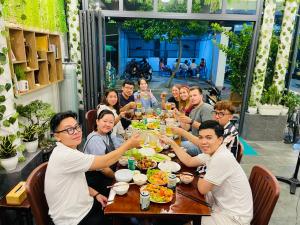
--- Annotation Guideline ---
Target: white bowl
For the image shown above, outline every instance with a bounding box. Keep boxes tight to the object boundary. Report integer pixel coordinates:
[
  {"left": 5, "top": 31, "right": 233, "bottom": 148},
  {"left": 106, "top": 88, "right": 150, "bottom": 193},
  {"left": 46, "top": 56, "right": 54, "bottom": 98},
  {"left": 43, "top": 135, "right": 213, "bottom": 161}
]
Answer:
[
  {"left": 115, "top": 169, "right": 133, "bottom": 182},
  {"left": 180, "top": 173, "right": 194, "bottom": 184},
  {"left": 133, "top": 174, "right": 147, "bottom": 186},
  {"left": 113, "top": 182, "right": 130, "bottom": 195},
  {"left": 118, "top": 156, "right": 128, "bottom": 166}
]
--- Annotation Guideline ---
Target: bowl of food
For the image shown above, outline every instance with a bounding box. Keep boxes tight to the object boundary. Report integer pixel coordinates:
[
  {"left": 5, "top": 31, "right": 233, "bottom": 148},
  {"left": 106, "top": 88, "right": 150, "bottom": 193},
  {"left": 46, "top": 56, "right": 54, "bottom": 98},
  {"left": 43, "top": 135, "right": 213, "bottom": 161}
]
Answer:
[
  {"left": 136, "top": 157, "right": 157, "bottom": 171},
  {"left": 113, "top": 182, "right": 130, "bottom": 195},
  {"left": 133, "top": 173, "right": 148, "bottom": 186},
  {"left": 118, "top": 156, "right": 128, "bottom": 166},
  {"left": 179, "top": 172, "right": 194, "bottom": 184},
  {"left": 115, "top": 169, "right": 133, "bottom": 182}
]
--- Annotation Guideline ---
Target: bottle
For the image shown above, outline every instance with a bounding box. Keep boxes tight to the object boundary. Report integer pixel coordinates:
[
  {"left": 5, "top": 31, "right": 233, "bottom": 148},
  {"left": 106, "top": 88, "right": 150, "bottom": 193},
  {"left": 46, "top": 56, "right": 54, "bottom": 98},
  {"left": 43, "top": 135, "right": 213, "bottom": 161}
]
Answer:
[
  {"left": 128, "top": 157, "right": 136, "bottom": 170},
  {"left": 140, "top": 190, "right": 150, "bottom": 211},
  {"left": 167, "top": 173, "right": 177, "bottom": 191}
]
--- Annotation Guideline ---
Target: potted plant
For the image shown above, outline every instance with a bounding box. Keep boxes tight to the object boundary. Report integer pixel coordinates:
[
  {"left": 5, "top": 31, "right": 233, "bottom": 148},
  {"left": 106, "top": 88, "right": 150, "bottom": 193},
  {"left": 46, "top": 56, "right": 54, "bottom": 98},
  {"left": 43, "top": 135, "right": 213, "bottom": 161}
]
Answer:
[
  {"left": 0, "top": 135, "right": 18, "bottom": 171},
  {"left": 14, "top": 65, "right": 28, "bottom": 93},
  {"left": 281, "top": 91, "right": 300, "bottom": 116},
  {"left": 21, "top": 124, "right": 39, "bottom": 153},
  {"left": 258, "top": 84, "right": 283, "bottom": 115},
  {"left": 248, "top": 98, "right": 257, "bottom": 114}
]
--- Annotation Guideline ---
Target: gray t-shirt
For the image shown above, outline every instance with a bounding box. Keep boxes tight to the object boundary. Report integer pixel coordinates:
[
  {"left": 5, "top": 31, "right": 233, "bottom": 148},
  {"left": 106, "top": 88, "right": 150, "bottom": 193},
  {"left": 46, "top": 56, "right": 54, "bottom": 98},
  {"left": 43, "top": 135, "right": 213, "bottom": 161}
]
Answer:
[{"left": 189, "top": 102, "right": 213, "bottom": 136}]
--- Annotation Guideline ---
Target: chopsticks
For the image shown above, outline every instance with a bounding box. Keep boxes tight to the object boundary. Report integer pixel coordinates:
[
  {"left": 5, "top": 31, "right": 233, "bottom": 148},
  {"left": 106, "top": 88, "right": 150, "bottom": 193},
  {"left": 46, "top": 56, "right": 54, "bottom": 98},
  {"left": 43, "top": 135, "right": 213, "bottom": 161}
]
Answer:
[
  {"left": 106, "top": 182, "right": 134, "bottom": 189},
  {"left": 177, "top": 189, "right": 211, "bottom": 208}
]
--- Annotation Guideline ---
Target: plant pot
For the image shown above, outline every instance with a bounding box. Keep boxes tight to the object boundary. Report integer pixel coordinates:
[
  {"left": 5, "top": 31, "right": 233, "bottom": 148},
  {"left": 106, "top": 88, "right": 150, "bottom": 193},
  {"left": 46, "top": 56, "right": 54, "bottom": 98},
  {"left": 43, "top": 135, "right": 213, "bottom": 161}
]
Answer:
[
  {"left": 248, "top": 107, "right": 257, "bottom": 114},
  {"left": 0, "top": 154, "right": 18, "bottom": 171},
  {"left": 23, "top": 139, "right": 39, "bottom": 153},
  {"left": 281, "top": 107, "right": 289, "bottom": 115},
  {"left": 258, "top": 104, "right": 283, "bottom": 116}
]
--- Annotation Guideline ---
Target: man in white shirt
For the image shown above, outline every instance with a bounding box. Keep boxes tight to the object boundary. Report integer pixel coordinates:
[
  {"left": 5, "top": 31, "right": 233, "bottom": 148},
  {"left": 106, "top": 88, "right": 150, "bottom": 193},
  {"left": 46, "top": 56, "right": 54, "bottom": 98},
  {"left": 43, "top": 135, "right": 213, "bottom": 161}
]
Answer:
[
  {"left": 160, "top": 120, "right": 253, "bottom": 225},
  {"left": 45, "top": 111, "right": 140, "bottom": 225}
]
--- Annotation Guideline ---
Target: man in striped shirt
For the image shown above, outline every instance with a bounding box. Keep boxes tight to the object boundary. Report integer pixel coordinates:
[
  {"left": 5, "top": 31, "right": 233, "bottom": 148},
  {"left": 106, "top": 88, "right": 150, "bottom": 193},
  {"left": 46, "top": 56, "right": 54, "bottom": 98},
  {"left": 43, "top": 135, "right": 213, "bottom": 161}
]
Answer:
[{"left": 212, "top": 100, "right": 239, "bottom": 159}]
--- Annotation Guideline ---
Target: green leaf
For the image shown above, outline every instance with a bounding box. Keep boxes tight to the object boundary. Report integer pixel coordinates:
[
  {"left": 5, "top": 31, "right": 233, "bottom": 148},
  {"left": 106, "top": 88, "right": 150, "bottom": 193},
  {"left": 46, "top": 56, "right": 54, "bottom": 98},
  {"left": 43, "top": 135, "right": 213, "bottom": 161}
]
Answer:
[
  {"left": 5, "top": 83, "right": 11, "bottom": 91},
  {"left": 0, "top": 52, "right": 7, "bottom": 65},
  {"left": 0, "top": 95, "right": 5, "bottom": 103}
]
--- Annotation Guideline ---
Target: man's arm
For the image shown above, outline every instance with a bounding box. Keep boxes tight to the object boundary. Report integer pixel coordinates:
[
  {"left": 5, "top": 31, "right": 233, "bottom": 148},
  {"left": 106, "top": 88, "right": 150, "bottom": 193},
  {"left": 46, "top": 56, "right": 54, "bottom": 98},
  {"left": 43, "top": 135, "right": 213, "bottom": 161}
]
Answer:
[
  {"left": 101, "top": 168, "right": 114, "bottom": 178},
  {"left": 172, "top": 127, "right": 200, "bottom": 147},
  {"left": 120, "top": 102, "right": 136, "bottom": 112},
  {"left": 197, "top": 178, "right": 215, "bottom": 195},
  {"left": 160, "top": 136, "right": 203, "bottom": 167}
]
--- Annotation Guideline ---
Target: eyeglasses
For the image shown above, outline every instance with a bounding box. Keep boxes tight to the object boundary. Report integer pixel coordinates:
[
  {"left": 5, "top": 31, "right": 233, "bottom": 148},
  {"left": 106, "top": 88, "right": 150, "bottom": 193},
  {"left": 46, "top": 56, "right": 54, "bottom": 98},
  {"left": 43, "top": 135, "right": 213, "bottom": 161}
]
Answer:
[
  {"left": 55, "top": 124, "right": 82, "bottom": 135},
  {"left": 211, "top": 111, "right": 231, "bottom": 118}
]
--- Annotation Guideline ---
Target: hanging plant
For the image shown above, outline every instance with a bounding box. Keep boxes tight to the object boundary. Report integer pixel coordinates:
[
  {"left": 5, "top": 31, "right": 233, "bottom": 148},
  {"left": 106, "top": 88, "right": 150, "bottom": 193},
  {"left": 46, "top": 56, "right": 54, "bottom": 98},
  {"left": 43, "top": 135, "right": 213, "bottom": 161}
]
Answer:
[
  {"left": 66, "top": 0, "right": 84, "bottom": 109},
  {"left": 273, "top": 0, "right": 299, "bottom": 93},
  {"left": 249, "top": 0, "right": 276, "bottom": 106}
]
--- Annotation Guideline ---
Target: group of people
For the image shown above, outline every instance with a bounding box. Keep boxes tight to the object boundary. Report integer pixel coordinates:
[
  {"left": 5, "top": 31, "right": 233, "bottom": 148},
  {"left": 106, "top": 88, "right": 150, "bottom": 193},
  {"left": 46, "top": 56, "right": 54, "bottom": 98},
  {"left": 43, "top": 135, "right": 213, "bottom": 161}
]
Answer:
[{"left": 44, "top": 79, "right": 253, "bottom": 225}]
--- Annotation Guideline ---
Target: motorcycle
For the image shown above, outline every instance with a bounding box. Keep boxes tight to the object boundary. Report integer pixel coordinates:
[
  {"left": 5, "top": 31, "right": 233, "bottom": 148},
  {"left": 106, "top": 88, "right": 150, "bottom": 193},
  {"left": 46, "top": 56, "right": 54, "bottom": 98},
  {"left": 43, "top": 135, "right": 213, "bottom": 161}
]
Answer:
[
  {"left": 124, "top": 58, "right": 152, "bottom": 82},
  {"left": 205, "top": 80, "right": 221, "bottom": 106}
]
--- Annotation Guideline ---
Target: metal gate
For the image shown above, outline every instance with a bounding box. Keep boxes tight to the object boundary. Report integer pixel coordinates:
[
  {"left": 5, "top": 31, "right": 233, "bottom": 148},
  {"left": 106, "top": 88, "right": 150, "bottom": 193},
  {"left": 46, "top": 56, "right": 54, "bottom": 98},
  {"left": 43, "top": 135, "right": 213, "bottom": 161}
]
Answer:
[{"left": 79, "top": 10, "right": 106, "bottom": 112}]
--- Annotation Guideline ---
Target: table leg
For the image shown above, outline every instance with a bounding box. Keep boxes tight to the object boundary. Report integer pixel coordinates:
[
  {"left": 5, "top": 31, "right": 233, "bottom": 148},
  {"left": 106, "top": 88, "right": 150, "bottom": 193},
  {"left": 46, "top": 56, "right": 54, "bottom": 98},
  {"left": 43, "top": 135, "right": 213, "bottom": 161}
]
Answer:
[
  {"left": 112, "top": 217, "right": 121, "bottom": 225},
  {"left": 193, "top": 217, "right": 201, "bottom": 225}
]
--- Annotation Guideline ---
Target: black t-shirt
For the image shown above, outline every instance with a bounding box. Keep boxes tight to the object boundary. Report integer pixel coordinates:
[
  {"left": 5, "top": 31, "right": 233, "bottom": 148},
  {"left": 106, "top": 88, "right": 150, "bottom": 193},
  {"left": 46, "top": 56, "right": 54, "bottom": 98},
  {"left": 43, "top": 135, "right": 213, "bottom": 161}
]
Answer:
[
  {"left": 119, "top": 93, "right": 135, "bottom": 108},
  {"left": 167, "top": 96, "right": 179, "bottom": 109}
]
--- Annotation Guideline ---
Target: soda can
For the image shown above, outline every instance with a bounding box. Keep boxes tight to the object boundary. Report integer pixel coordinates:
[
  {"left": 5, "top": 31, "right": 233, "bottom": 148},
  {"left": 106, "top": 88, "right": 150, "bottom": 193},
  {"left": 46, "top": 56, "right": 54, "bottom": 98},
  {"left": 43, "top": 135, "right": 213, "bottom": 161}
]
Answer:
[
  {"left": 167, "top": 173, "right": 177, "bottom": 191},
  {"left": 140, "top": 190, "right": 150, "bottom": 211},
  {"left": 128, "top": 157, "right": 136, "bottom": 170}
]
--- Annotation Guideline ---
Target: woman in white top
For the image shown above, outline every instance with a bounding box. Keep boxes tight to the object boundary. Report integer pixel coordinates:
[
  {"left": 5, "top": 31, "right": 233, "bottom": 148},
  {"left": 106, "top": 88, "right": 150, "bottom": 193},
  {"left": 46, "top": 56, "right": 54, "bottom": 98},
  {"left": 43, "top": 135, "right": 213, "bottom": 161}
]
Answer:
[{"left": 97, "top": 89, "right": 125, "bottom": 137}]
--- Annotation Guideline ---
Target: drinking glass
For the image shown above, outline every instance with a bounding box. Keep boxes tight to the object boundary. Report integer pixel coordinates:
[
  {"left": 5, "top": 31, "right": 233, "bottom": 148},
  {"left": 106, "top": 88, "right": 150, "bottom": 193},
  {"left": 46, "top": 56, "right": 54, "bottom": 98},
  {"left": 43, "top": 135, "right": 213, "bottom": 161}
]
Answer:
[{"left": 166, "top": 102, "right": 172, "bottom": 111}]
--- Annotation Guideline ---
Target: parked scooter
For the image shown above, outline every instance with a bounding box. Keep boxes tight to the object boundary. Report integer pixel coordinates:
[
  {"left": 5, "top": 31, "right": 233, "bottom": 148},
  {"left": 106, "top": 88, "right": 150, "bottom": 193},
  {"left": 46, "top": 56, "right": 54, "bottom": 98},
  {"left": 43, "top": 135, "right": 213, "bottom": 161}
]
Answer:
[
  {"left": 205, "top": 80, "right": 221, "bottom": 106},
  {"left": 124, "top": 58, "right": 152, "bottom": 82}
]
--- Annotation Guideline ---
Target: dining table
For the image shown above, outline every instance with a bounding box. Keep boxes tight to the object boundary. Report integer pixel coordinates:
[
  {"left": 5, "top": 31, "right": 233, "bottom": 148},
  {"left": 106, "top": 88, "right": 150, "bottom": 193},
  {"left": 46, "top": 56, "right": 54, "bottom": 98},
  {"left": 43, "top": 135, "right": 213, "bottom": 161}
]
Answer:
[{"left": 104, "top": 148, "right": 211, "bottom": 225}]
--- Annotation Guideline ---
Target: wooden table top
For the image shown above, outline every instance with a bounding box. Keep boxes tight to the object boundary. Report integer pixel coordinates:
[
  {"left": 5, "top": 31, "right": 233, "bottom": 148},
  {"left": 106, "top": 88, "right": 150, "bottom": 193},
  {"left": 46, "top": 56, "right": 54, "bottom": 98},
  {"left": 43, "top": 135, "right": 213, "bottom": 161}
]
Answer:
[{"left": 105, "top": 150, "right": 211, "bottom": 219}]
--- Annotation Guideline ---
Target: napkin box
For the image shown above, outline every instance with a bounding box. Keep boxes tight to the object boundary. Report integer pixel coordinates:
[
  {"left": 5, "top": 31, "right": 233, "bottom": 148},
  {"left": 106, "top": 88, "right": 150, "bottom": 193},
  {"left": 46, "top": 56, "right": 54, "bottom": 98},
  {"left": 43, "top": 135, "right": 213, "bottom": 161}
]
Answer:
[{"left": 6, "top": 181, "right": 27, "bottom": 205}]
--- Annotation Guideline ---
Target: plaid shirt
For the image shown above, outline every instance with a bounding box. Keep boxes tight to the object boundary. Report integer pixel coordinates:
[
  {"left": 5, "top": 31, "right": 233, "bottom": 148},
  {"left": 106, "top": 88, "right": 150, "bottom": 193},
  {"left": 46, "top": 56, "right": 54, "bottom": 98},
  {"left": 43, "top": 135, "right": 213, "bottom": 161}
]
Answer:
[{"left": 223, "top": 122, "right": 239, "bottom": 159}]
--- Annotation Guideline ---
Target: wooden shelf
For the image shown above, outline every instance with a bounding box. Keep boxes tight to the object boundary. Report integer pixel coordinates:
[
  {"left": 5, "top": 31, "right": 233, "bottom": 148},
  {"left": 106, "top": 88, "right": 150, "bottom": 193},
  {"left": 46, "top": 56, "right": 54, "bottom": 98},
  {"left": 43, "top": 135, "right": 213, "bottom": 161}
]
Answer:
[
  {"left": 12, "top": 60, "right": 27, "bottom": 64},
  {"left": 7, "top": 27, "right": 64, "bottom": 95}
]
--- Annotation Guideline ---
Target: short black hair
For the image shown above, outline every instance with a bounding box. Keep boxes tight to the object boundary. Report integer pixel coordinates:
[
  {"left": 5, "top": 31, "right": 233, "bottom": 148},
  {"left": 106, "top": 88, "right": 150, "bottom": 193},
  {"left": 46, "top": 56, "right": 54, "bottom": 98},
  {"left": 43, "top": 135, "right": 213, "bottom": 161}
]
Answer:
[
  {"left": 137, "top": 78, "right": 147, "bottom": 86},
  {"left": 122, "top": 80, "right": 134, "bottom": 87},
  {"left": 199, "top": 120, "right": 224, "bottom": 138},
  {"left": 190, "top": 86, "right": 203, "bottom": 95},
  {"left": 97, "top": 109, "right": 114, "bottom": 120},
  {"left": 50, "top": 111, "right": 77, "bottom": 133}
]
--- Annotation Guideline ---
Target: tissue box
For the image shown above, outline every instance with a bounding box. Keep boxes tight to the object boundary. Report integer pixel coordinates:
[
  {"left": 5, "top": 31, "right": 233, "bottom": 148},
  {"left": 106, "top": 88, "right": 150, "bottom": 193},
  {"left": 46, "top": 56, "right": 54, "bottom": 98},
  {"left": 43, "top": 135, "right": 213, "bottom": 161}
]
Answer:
[{"left": 6, "top": 182, "right": 27, "bottom": 205}]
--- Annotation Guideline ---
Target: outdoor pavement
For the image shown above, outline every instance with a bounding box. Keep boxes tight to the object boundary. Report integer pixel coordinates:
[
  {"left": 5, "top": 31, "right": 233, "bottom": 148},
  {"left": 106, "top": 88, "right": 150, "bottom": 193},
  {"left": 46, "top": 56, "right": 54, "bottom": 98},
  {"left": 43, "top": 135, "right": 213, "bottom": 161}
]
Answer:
[{"left": 116, "top": 72, "right": 300, "bottom": 225}]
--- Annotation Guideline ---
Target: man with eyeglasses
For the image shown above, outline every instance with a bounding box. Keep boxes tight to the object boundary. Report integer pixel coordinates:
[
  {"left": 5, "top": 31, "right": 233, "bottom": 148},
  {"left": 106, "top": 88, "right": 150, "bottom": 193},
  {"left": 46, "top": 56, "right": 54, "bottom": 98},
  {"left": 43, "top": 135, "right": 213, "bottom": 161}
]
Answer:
[
  {"left": 212, "top": 100, "right": 239, "bottom": 159},
  {"left": 119, "top": 80, "right": 136, "bottom": 129},
  {"left": 45, "top": 111, "right": 141, "bottom": 225}
]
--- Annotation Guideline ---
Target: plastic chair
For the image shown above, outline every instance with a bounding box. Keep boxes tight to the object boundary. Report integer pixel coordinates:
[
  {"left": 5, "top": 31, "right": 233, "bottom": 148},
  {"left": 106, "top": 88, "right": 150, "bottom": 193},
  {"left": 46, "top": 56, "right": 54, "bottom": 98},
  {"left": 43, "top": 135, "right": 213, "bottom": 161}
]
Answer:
[
  {"left": 249, "top": 165, "right": 280, "bottom": 225},
  {"left": 237, "top": 142, "right": 244, "bottom": 163},
  {"left": 85, "top": 109, "right": 97, "bottom": 135},
  {"left": 26, "top": 162, "right": 52, "bottom": 225}
]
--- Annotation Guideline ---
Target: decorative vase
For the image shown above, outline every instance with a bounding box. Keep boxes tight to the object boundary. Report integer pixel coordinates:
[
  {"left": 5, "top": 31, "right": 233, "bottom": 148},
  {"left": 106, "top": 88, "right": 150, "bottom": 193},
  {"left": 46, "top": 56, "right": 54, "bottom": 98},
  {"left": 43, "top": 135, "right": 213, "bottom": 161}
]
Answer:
[
  {"left": 248, "top": 107, "right": 257, "bottom": 114},
  {"left": 23, "top": 139, "right": 39, "bottom": 153},
  {"left": 0, "top": 154, "right": 18, "bottom": 171}
]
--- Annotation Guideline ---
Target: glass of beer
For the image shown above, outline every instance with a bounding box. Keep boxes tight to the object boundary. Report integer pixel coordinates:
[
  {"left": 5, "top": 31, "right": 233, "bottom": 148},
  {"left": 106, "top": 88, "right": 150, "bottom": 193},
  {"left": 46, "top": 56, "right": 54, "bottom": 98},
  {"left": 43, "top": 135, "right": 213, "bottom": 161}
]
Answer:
[
  {"left": 136, "top": 101, "right": 142, "bottom": 109},
  {"left": 166, "top": 102, "right": 172, "bottom": 111},
  {"left": 149, "top": 134, "right": 157, "bottom": 149},
  {"left": 174, "top": 136, "right": 182, "bottom": 145},
  {"left": 166, "top": 125, "right": 173, "bottom": 136},
  {"left": 161, "top": 92, "right": 167, "bottom": 98}
]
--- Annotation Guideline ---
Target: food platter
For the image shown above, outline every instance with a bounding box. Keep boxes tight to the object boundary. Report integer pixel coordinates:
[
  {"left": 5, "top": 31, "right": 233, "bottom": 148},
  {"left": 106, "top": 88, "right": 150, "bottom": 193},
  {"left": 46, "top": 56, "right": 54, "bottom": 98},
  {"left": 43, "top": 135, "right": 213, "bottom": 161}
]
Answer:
[
  {"left": 150, "top": 153, "right": 171, "bottom": 162},
  {"left": 147, "top": 169, "right": 168, "bottom": 185},
  {"left": 139, "top": 147, "right": 156, "bottom": 156},
  {"left": 140, "top": 184, "right": 173, "bottom": 203},
  {"left": 136, "top": 157, "right": 157, "bottom": 171}
]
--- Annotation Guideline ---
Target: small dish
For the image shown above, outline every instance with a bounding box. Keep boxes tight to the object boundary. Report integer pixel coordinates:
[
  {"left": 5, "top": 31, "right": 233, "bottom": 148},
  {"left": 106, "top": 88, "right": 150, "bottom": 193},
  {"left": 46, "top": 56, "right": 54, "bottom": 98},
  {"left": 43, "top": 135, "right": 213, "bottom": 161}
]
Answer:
[
  {"left": 168, "top": 153, "right": 176, "bottom": 158},
  {"left": 118, "top": 156, "right": 128, "bottom": 166},
  {"left": 179, "top": 172, "right": 194, "bottom": 184},
  {"left": 113, "top": 182, "right": 130, "bottom": 195},
  {"left": 115, "top": 169, "right": 133, "bottom": 182},
  {"left": 133, "top": 174, "right": 147, "bottom": 186}
]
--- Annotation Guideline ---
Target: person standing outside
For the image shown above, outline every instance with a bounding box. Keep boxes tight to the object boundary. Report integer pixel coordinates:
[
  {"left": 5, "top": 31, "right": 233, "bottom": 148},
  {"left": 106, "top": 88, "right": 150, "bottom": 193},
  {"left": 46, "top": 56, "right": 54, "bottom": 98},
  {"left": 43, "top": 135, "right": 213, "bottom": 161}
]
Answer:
[
  {"left": 159, "top": 120, "right": 253, "bottom": 225},
  {"left": 177, "top": 86, "right": 213, "bottom": 156}
]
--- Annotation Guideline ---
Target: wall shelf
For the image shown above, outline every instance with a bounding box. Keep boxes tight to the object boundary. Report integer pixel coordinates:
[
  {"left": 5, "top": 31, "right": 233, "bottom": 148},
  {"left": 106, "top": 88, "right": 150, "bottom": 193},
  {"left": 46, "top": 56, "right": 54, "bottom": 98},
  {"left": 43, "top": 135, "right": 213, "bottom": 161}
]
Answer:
[{"left": 7, "top": 28, "right": 64, "bottom": 95}]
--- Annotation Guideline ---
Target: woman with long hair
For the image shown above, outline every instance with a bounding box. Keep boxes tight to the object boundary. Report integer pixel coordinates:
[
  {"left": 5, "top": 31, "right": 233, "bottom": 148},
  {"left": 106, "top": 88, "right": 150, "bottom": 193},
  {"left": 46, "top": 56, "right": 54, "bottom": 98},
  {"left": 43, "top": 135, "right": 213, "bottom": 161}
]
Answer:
[
  {"left": 178, "top": 85, "right": 193, "bottom": 116},
  {"left": 161, "top": 84, "right": 181, "bottom": 110},
  {"left": 134, "top": 78, "right": 158, "bottom": 108},
  {"left": 97, "top": 89, "right": 125, "bottom": 136},
  {"left": 84, "top": 110, "right": 124, "bottom": 197}
]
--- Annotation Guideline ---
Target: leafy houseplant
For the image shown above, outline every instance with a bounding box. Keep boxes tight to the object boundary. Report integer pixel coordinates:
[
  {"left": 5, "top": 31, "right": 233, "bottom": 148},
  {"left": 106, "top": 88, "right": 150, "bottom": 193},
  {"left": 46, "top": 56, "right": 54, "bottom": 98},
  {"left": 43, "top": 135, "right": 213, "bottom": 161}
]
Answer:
[
  {"left": 14, "top": 65, "right": 26, "bottom": 81},
  {"left": 281, "top": 91, "right": 300, "bottom": 115},
  {"left": 21, "top": 124, "right": 39, "bottom": 142},
  {"left": 259, "top": 84, "right": 283, "bottom": 115},
  {"left": 0, "top": 135, "right": 19, "bottom": 171}
]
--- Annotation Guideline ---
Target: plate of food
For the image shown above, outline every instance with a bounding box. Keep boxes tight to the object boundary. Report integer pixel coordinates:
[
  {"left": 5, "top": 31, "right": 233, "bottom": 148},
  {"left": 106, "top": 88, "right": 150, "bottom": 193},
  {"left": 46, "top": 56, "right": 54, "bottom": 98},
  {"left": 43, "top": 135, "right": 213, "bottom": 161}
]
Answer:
[
  {"left": 147, "top": 169, "right": 168, "bottom": 185},
  {"left": 158, "top": 161, "right": 181, "bottom": 173},
  {"left": 150, "top": 153, "right": 171, "bottom": 162},
  {"left": 124, "top": 148, "right": 142, "bottom": 160},
  {"left": 136, "top": 157, "right": 157, "bottom": 171},
  {"left": 140, "top": 184, "right": 173, "bottom": 203}
]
